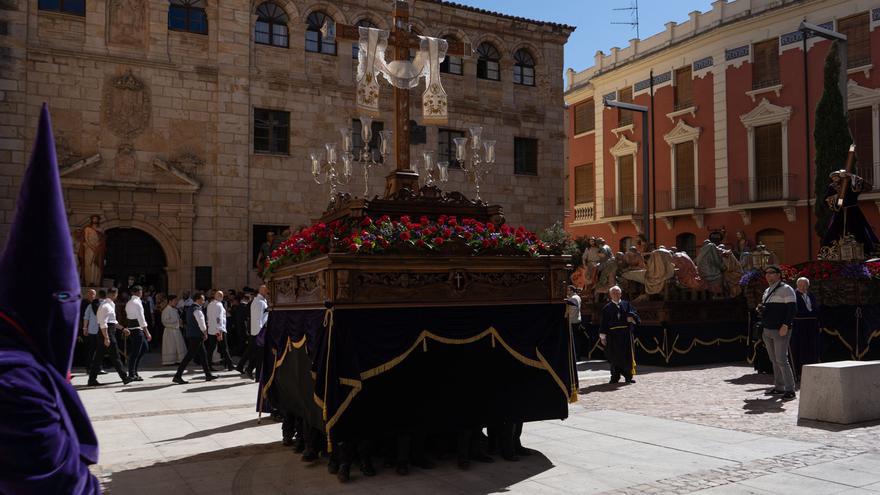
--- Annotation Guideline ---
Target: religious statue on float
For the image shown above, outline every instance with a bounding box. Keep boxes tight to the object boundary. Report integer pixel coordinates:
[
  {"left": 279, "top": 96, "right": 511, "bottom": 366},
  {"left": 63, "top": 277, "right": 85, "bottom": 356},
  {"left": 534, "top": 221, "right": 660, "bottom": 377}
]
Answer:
[
  {"left": 78, "top": 215, "right": 106, "bottom": 287},
  {"left": 820, "top": 145, "right": 878, "bottom": 260}
]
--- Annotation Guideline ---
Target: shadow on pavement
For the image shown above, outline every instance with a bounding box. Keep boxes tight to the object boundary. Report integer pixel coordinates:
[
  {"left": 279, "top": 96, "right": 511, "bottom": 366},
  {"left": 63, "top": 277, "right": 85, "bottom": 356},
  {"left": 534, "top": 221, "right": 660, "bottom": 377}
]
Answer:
[
  {"left": 579, "top": 382, "right": 626, "bottom": 394},
  {"left": 183, "top": 381, "right": 251, "bottom": 393},
  {"left": 113, "top": 440, "right": 555, "bottom": 494},
  {"left": 118, "top": 383, "right": 176, "bottom": 393},
  {"left": 152, "top": 418, "right": 270, "bottom": 443},
  {"left": 742, "top": 396, "right": 787, "bottom": 415},
  {"left": 725, "top": 373, "right": 775, "bottom": 385}
]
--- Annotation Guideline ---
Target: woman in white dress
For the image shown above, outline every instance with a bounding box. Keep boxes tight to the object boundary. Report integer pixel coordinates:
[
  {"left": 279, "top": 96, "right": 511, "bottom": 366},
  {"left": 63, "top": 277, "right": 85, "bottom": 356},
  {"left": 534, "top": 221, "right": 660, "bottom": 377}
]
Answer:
[{"left": 161, "top": 294, "right": 187, "bottom": 365}]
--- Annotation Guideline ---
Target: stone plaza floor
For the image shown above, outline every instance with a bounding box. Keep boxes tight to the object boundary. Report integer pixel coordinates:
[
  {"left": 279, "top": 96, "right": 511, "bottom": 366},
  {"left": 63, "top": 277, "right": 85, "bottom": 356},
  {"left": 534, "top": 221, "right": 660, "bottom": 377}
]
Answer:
[{"left": 73, "top": 355, "right": 880, "bottom": 494}]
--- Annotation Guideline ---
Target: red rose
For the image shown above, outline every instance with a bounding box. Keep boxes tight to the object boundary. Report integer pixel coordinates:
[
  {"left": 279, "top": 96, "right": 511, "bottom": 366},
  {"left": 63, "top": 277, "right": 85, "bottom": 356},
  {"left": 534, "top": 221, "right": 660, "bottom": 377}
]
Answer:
[
  {"left": 348, "top": 243, "right": 359, "bottom": 252},
  {"left": 434, "top": 237, "right": 444, "bottom": 245},
  {"left": 416, "top": 239, "right": 425, "bottom": 247},
  {"left": 420, "top": 216, "right": 430, "bottom": 225},
  {"left": 475, "top": 225, "right": 485, "bottom": 234},
  {"left": 482, "top": 239, "right": 490, "bottom": 248},
  {"left": 400, "top": 215, "right": 411, "bottom": 224},
  {"left": 400, "top": 231, "right": 411, "bottom": 241},
  {"left": 361, "top": 217, "right": 373, "bottom": 227},
  {"left": 448, "top": 216, "right": 457, "bottom": 226}
]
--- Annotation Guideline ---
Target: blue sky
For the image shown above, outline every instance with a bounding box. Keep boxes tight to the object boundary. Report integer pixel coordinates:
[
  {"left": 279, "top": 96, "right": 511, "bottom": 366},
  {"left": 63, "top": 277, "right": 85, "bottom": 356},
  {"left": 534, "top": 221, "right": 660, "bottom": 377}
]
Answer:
[{"left": 447, "top": 0, "right": 715, "bottom": 73}]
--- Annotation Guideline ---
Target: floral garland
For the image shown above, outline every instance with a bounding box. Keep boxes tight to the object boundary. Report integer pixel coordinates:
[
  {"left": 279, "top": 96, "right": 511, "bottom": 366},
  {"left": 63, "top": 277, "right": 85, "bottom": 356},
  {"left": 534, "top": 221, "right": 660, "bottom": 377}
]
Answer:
[
  {"left": 263, "top": 215, "right": 552, "bottom": 277},
  {"left": 739, "top": 261, "right": 877, "bottom": 287}
]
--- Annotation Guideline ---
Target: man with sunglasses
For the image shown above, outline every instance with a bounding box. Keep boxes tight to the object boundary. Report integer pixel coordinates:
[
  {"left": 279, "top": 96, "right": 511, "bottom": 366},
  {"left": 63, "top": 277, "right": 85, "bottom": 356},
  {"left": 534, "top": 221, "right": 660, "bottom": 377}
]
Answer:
[{"left": 757, "top": 265, "right": 798, "bottom": 400}]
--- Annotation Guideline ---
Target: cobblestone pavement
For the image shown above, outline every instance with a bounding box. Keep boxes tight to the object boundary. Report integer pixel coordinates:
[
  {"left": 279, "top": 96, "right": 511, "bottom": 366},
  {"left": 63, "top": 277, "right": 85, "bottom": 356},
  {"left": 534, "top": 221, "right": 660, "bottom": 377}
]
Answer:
[{"left": 575, "top": 361, "right": 880, "bottom": 494}]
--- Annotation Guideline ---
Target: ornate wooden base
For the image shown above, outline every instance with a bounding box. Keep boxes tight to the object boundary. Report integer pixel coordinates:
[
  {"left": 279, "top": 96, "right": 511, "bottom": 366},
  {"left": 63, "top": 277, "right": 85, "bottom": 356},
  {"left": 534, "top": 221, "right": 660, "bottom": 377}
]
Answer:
[
  {"left": 317, "top": 185, "right": 505, "bottom": 225},
  {"left": 267, "top": 253, "right": 569, "bottom": 310}
]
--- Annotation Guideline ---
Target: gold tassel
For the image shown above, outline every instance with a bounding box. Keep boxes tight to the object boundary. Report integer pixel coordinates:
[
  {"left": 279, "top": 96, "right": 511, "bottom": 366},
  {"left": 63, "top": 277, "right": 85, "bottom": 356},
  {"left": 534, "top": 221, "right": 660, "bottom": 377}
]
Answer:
[
  {"left": 491, "top": 333, "right": 496, "bottom": 348},
  {"left": 422, "top": 338, "right": 427, "bottom": 352}
]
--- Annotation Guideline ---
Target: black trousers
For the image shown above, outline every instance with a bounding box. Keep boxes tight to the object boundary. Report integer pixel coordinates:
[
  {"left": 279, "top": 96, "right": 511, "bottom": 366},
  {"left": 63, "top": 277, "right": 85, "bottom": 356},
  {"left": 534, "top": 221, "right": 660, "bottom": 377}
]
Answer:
[
  {"left": 127, "top": 328, "right": 148, "bottom": 377},
  {"left": 606, "top": 327, "right": 635, "bottom": 381},
  {"left": 206, "top": 334, "right": 234, "bottom": 369},
  {"left": 239, "top": 335, "right": 263, "bottom": 375},
  {"left": 89, "top": 333, "right": 127, "bottom": 382},
  {"left": 175, "top": 336, "right": 212, "bottom": 377}
]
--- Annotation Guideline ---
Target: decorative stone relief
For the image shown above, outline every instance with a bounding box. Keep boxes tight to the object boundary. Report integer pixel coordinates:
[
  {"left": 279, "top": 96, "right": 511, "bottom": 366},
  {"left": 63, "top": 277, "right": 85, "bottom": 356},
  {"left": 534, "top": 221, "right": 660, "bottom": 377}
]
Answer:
[
  {"left": 103, "top": 69, "right": 151, "bottom": 140},
  {"left": 108, "top": 0, "right": 147, "bottom": 48}
]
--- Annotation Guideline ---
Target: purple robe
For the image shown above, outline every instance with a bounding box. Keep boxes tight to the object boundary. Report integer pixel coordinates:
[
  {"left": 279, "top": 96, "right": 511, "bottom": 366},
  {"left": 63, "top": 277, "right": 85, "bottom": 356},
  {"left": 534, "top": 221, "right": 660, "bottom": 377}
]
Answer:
[{"left": 0, "top": 104, "right": 101, "bottom": 493}]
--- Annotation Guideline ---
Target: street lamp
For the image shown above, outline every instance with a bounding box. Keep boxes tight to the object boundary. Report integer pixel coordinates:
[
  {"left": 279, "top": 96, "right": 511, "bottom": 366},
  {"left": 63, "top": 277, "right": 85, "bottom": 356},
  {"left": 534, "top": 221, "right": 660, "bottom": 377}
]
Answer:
[
  {"left": 798, "top": 20, "right": 848, "bottom": 260},
  {"left": 603, "top": 98, "right": 651, "bottom": 247}
]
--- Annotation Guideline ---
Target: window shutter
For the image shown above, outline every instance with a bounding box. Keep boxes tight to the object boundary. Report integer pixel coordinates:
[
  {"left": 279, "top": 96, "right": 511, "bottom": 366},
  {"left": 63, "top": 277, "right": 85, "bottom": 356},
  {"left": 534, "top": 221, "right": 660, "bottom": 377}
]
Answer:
[
  {"left": 618, "top": 155, "right": 635, "bottom": 213},
  {"left": 574, "top": 163, "right": 595, "bottom": 204},
  {"left": 574, "top": 100, "right": 595, "bottom": 135},
  {"left": 752, "top": 39, "right": 779, "bottom": 89},
  {"left": 618, "top": 87, "right": 633, "bottom": 126},
  {"left": 848, "top": 106, "right": 874, "bottom": 183},
  {"left": 674, "top": 66, "right": 693, "bottom": 109},
  {"left": 754, "top": 123, "right": 783, "bottom": 200},
  {"left": 674, "top": 142, "right": 695, "bottom": 208},
  {"left": 839, "top": 13, "right": 870, "bottom": 67}
]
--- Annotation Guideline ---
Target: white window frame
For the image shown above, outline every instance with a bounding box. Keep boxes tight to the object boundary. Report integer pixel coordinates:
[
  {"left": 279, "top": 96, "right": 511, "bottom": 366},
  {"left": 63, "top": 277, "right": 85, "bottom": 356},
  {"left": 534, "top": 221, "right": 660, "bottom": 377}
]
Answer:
[
  {"left": 739, "top": 98, "right": 792, "bottom": 202},
  {"left": 663, "top": 120, "right": 702, "bottom": 210},
  {"left": 847, "top": 80, "right": 880, "bottom": 184},
  {"left": 609, "top": 135, "right": 639, "bottom": 215}
]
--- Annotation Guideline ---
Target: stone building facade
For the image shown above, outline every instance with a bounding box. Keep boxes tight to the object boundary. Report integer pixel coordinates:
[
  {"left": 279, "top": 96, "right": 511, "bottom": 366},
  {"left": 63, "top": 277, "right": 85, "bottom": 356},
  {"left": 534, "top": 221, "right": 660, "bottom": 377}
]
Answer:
[
  {"left": 0, "top": 0, "right": 573, "bottom": 292},
  {"left": 564, "top": 0, "right": 880, "bottom": 264}
]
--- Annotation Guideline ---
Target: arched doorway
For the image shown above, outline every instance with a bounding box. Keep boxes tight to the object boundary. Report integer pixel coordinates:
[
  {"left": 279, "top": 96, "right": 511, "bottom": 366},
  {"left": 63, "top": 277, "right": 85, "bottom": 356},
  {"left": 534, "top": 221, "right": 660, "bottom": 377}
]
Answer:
[{"left": 104, "top": 228, "right": 168, "bottom": 292}]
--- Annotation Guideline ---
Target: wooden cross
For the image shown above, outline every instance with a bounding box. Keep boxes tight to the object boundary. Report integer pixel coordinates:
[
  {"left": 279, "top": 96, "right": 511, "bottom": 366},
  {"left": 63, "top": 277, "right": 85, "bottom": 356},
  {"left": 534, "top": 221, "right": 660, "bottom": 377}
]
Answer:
[
  {"left": 336, "top": 0, "right": 471, "bottom": 198},
  {"left": 453, "top": 271, "right": 466, "bottom": 291}
]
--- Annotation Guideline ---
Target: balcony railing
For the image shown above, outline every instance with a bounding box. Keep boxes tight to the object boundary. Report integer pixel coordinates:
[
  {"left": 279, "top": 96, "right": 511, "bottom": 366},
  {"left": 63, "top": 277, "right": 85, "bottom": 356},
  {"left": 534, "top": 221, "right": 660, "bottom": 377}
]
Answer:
[
  {"left": 656, "top": 185, "right": 706, "bottom": 211},
  {"left": 604, "top": 195, "right": 643, "bottom": 217},
  {"left": 573, "top": 202, "right": 595, "bottom": 223},
  {"left": 731, "top": 174, "right": 798, "bottom": 204}
]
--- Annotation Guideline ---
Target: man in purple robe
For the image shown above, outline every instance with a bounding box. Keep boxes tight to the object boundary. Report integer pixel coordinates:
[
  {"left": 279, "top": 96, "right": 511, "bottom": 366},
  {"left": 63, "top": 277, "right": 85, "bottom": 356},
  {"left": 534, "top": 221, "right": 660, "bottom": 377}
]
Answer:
[{"left": 0, "top": 104, "right": 101, "bottom": 494}]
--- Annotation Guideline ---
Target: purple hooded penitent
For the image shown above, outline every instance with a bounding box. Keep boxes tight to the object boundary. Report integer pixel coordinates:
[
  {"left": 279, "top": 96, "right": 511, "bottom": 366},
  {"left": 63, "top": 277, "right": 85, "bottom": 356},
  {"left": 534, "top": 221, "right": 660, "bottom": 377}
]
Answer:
[{"left": 0, "top": 104, "right": 101, "bottom": 494}]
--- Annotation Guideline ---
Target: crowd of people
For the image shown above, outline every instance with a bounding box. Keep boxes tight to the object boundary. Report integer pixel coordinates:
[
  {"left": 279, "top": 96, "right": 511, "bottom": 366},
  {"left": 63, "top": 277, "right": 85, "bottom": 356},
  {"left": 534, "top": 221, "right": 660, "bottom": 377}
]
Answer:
[{"left": 79, "top": 284, "right": 271, "bottom": 386}]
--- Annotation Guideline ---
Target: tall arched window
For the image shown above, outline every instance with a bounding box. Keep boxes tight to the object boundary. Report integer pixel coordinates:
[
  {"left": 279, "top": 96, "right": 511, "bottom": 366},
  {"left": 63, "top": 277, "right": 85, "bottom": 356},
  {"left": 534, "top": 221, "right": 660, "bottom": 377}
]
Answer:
[
  {"left": 351, "top": 19, "right": 377, "bottom": 59},
  {"left": 305, "top": 11, "right": 336, "bottom": 55},
  {"left": 440, "top": 34, "right": 463, "bottom": 75},
  {"left": 756, "top": 228, "right": 786, "bottom": 263},
  {"left": 255, "top": 2, "right": 288, "bottom": 48},
  {"left": 168, "top": 0, "right": 207, "bottom": 34},
  {"left": 476, "top": 42, "right": 500, "bottom": 81},
  {"left": 675, "top": 233, "right": 696, "bottom": 258},
  {"left": 513, "top": 48, "right": 535, "bottom": 86}
]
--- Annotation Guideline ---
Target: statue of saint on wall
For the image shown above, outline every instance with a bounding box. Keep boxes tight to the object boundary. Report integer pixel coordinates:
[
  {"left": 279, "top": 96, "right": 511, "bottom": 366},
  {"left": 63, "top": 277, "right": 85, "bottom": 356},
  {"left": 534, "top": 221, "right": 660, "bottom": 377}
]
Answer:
[
  {"left": 79, "top": 215, "right": 106, "bottom": 287},
  {"left": 108, "top": 0, "right": 147, "bottom": 48}
]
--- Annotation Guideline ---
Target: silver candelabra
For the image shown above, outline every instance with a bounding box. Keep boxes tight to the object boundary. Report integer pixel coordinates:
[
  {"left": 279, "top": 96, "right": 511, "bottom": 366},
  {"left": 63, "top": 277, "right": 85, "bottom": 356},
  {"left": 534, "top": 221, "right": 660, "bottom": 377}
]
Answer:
[
  {"left": 453, "top": 126, "right": 496, "bottom": 201},
  {"left": 412, "top": 150, "right": 449, "bottom": 188}
]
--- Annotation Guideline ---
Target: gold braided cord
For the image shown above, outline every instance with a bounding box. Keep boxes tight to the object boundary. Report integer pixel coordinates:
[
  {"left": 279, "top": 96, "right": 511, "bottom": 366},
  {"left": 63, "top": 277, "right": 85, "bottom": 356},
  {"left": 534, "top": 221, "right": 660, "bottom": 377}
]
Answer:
[
  {"left": 260, "top": 345, "right": 283, "bottom": 403},
  {"left": 819, "top": 327, "right": 855, "bottom": 354},
  {"left": 857, "top": 329, "right": 880, "bottom": 360},
  {"left": 670, "top": 336, "right": 748, "bottom": 356},
  {"left": 291, "top": 335, "right": 307, "bottom": 349}
]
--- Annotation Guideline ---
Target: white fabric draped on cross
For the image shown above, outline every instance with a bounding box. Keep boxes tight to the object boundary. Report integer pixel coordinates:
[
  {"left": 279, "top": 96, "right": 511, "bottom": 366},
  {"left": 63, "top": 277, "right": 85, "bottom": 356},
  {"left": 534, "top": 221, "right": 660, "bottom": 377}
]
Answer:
[{"left": 357, "top": 26, "right": 449, "bottom": 125}]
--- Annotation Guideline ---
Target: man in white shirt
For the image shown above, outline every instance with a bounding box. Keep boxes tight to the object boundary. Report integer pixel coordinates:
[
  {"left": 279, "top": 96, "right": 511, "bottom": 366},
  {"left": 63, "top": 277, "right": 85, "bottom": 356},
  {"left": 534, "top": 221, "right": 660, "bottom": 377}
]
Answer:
[
  {"left": 90, "top": 288, "right": 131, "bottom": 386},
  {"left": 173, "top": 292, "right": 216, "bottom": 384},
  {"left": 236, "top": 285, "right": 269, "bottom": 379},
  {"left": 124, "top": 285, "right": 152, "bottom": 381},
  {"left": 206, "top": 290, "right": 234, "bottom": 371}
]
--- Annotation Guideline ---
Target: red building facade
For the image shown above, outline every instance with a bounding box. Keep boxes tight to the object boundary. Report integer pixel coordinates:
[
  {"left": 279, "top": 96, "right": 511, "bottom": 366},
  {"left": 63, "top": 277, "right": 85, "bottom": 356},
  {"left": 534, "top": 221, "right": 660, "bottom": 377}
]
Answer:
[{"left": 565, "top": 0, "right": 880, "bottom": 263}]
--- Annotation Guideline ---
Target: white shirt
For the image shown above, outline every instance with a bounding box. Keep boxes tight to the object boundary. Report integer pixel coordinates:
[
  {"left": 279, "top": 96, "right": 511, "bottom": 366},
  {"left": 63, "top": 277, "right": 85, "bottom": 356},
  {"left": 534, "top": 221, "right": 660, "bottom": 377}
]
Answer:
[
  {"left": 250, "top": 294, "right": 268, "bottom": 336},
  {"left": 125, "top": 295, "right": 148, "bottom": 329},
  {"left": 161, "top": 305, "right": 180, "bottom": 330},
  {"left": 96, "top": 299, "right": 118, "bottom": 330},
  {"left": 193, "top": 305, "right": 207, "bottom": 332},
  {"left": 206, "top": 300, "right": 227, "bottom": 335},
  {"left": 566, "top": 293, "right": 582, "bottom": 324}
]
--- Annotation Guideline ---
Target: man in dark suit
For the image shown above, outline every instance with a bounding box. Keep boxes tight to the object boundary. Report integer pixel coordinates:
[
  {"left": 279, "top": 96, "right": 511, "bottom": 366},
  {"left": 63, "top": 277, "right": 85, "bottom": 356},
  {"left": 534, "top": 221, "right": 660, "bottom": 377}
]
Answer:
[
  {"left": 792, "top": 277, "right": 819, "bottom": 379},
  {"left": 599, "top": 285, "right": 640, "bottom": 384}
]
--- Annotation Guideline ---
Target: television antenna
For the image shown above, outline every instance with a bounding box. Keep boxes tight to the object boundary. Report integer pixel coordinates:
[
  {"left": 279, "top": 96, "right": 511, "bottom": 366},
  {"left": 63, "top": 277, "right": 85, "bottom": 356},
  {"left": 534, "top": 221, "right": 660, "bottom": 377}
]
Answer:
[{"left": 612, "top": 0, "right": 640, "bottom": 39}]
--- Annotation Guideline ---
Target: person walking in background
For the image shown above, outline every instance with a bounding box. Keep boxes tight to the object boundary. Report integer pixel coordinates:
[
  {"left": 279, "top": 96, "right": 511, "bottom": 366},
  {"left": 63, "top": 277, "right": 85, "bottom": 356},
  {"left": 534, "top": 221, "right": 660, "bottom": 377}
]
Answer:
[
  {"left": 232, "top": 294, "right": 251, "bottom": 355},
  {"left": 206, "top": 290, "right": 235, "bottom": 371},
  {"left": 124, "top": 285, "right": 151, "bottom": 381},
  {"left": 565, "top": 285, "right": 585, "bottom": 361},
  {"left": 91, "top": 288, "right": 131, "bottom": 386},
  {"left": 599, "top": 285, "right": 640, "bottom": 384},
  {"left": 237, "top": 285, "right": 268, "bottom": 379},
  {"left": 161, "top": 294, "right": 187, "bottom": 365},
  {"left": 757, "top": 265, "right": 798, "bottom": 400},
  {"left": 791, "top": 277, "right": 820, "bottom": 379},
  {"left": 173, "top": 292, "right": 216, "bottom": 384}
]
